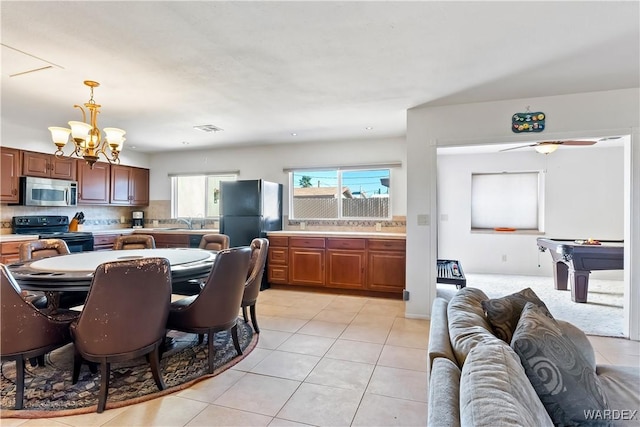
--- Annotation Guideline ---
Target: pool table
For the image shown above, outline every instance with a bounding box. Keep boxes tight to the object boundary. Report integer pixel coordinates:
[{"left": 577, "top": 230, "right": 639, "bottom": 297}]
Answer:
[{"left": 536, "top": 238, "right": 624, "bottom": 303}]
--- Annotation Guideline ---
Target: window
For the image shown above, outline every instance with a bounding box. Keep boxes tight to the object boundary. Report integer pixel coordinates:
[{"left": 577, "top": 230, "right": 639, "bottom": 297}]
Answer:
[
  {"left": 290, "top": 168, "right": 391, "bottom": 219},
  {"left": 471, "top": 171, "right": 543, "bottom": 231},
  {"left": 171, "top": 174, "right": 237, "bottom": 218}
]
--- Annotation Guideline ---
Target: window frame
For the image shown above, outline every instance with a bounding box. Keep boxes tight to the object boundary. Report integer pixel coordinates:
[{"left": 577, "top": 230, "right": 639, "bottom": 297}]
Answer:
[
  {"left": 170, "top": 173, "right": 238, "bottom": 219},
  {"left": 288, "top": 167, "right": 392, "bottom": 220}
]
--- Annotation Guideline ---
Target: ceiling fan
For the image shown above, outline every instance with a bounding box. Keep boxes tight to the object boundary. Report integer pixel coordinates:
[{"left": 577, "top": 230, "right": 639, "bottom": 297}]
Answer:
[{"left": 500, "top": 139, "right": 597, "bottom": 154}]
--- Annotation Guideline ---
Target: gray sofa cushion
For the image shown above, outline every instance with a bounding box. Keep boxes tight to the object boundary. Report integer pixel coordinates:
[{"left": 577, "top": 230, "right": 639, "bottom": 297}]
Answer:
[
  {"left": 511, "top": 303, "right": 610, "bottom": 426},
  {"left": 481, "top": 287, "right": 553, "bottom": 343},
  {"left": 460, "top": 343, "right": 553, "bottom": 427},
  {"left": 447, "top": 287, "right": 504, "bottom": 366},
  {"left": 557, "top": 319, "right": 597, "bottom": 370},
  {"left": 428, "top": 357, "right": 461, "bottom": 427},
  {"left": 596, "top": 365, "right": 640, "bottom": 426},
  {"left": 428, "top": 297, "right": 458, "bottom": 370}
]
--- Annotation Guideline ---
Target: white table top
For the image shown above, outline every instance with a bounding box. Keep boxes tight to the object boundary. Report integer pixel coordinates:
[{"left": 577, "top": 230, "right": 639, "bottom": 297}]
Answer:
[{"left": 30, "top": 248, "right": 213, "bottom": 273}]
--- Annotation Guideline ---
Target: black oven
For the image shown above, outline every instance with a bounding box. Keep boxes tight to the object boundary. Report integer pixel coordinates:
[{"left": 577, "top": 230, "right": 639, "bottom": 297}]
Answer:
[{"left": 12, "top": 215, "right": 94, "bottom": 253}]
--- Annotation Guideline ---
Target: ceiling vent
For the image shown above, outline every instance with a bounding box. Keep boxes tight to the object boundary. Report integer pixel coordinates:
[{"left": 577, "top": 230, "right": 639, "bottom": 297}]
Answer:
[{"left": 193, "top": 124, "right": 223, "bottom": 133}]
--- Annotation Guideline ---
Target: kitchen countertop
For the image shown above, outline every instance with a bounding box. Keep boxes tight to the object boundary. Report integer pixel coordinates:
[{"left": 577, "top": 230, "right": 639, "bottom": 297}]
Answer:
[
  {"left": 266, "top": 231, "right": 406, "bottom": 239},
  {"left": 133, "top": 228, "right": 221, "bottom": 235},
  {"left": 0, "top": 234, "right": 40, "bottom": 243}
]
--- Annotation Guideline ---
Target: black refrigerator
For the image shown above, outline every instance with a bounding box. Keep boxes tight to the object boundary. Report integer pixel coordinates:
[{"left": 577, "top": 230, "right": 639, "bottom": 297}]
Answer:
[{"left": 220, "top": 179, "right": 283, "bottom": 247}]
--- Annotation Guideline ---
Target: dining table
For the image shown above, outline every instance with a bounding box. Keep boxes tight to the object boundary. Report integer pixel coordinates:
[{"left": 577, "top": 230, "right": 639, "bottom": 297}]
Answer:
[{"left": 8, "top": 248, "right": 217, "bottom": 311}]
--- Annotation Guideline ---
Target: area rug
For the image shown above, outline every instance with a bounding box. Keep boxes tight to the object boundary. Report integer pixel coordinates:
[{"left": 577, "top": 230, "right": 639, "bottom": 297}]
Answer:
[
  {"left": 437, "top": 273, "right": 624, "bottom": 337},
  {"left": 0, "top": 318, "right": 257, "bottom": 418}
]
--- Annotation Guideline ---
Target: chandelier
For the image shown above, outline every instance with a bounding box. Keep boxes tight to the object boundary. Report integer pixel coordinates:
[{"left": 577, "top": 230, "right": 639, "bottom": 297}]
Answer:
[{"left": 49, "top": 80, "right": 125, "bottom": 168}]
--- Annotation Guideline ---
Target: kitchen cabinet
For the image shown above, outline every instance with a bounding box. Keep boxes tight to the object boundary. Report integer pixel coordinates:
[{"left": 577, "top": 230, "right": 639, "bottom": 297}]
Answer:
[
  {"left": 0, "top": 147, "right": 21, "bottom": 203},
  {"left": 110, "top": 165, "right": 149, "bottom": 206},
  {"left": 22, "top": 151, "right": 76, "bottom": 180},
  {"left": 93, "top": 234, "right": 121, "bottom": 251},
  {"left": 267, "top": 233, "right": 405, "bottom": 297},
  {"left": 1, "top": 239, "right": 37, "bottom": 264},
  {"left": 289, "top": 237, "right": 325, "bottom": 286},
  {"left": 326, "top": 238, "right": 367, "bottom": 290},
  {"left": 367, "top": 239, "right": 406, "bottom": 293},
  {"left": 267, "top": 236, "right": 289, "bottom": 284},
  {"left": 147, "top": 233, "right": 190, "bottom": 248},
  {"left": 77, "top": 161, "right": 110, "bottom": 205}
]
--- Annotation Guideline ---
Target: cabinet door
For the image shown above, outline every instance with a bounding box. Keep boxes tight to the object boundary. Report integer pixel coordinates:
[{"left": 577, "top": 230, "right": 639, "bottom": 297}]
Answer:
[
  {"left": 289, "top": 248, "right": 325, "bottom": 286},
  {"left": 130, "top": 167, "right": 149, "bottom": 206},
  {"left": 0, "top": 147, "right": 21, "bottom": 202},
  {"left": 22, "top": 151, "right": 50, "bottom": 177},
  {"left": 78, "top": 161, "right": 110, "bottom": 204},
  {"left": 110, "top": 164, "right": 132, "bottom": 205},
  {"left": 367, "top": 250, "right": 406, "bottom": 293},
  {"left": 23, "top": 151, "right": 77, "bottom": 180},
  {"left": 326, "top": 249, "right": 366, "bottom": 289},
  {"left": 50, "top": 156, "right": 77, "bottom": 180}
]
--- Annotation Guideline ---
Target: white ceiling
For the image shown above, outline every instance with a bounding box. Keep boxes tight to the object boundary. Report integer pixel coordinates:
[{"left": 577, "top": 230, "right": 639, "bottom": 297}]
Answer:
[{"left": 2, "top": 1, "right": 639, "bottom": 154}]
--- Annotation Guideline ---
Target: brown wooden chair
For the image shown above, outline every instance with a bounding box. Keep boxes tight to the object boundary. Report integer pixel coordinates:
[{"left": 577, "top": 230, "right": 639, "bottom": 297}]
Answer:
[
  {"left": 241, "top": 238, "right": 269, "bottom": 334},
  {"left": 0, "top": 264, "right": 79, "bottom": 410},
  {"left": 113, "top": 234, "right": 156, "bottom": 250},
  {"left": 198, "top": 234, "right": 230, "bottom": 251},
  {"left": 166, "top": 247, "right": 251, "bottom": 374},
  {"left": 70, "top": 257, "right": 172, "bottom": 413}
]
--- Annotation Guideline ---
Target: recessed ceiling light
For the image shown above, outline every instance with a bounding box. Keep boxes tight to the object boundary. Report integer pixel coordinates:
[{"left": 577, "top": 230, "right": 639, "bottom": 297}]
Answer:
[
  {"left": 130, "top": 145, "right": 137, "bottom": 149},
  {"left": 193, "top": 124, "right": 223, "bottom": 133},
  {"left": 182, "top": 141, "right": 190, "bottom": 145},
  {"left": 291, "top": 133, "right": 297, "bottom": 136},
  {"left": 365, "top": 126, "right": 373, "bottom": 130}
]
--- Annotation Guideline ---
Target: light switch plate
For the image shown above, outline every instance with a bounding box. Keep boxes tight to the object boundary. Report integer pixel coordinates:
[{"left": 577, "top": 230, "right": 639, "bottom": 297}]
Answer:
[{"left": 417, "top": 214, "right": 430, "bottom": 226}]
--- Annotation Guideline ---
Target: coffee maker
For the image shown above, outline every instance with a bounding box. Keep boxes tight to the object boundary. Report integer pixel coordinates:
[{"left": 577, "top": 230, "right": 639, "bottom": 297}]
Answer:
[{"left": 132, "top": 211, "right": 144, "bottom": 229}]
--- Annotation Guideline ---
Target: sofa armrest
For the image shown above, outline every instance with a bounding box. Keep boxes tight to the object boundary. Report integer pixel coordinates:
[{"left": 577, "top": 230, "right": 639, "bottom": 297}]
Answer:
[
  {"left": 428, "top": 297, "right": 458, "bottom": 372},
  {"left": 428, "top": 357, "right": 461, "bottom": 427}
]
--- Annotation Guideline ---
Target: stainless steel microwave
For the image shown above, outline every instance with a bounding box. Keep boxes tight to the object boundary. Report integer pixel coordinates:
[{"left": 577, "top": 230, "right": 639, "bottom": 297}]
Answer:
[{"left": 18, "top": 176, "right": 78, "bottom": 207}]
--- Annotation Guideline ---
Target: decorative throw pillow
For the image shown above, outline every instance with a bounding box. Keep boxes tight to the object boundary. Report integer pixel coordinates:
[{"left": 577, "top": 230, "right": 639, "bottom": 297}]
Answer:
[
  {"left": 481, "top": 287, "right": 553, "bottom": 343},
  {"left": 511, "top": 303, "right": 610, "bottom": 426}
]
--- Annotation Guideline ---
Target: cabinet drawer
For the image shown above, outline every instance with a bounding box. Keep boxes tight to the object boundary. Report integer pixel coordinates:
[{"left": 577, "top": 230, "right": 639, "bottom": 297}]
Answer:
[
  {"left": 1, "top": 254, "right": 21, "bottom": 264},
  {"left": 93, "top": 234, "right": 119, "bottom": 245},
  {"left": 368, "top": 239, "right": 405, "bottom": 251},
  {"left": 268, "top": 247, "right": 288, "bottom": 264},
  {"left": 327, "top": 238, "right": 366, "bottom": 250},
  {"left": 1, "top": 241, "right": 26, "bottom": 255},
  {"left": 290, "top": 237, "right": 325, "bottom": 248},
  {"left": 268, "top": 265, "right": 289, "bottom": 283},
  {"left": 268, "top": 236, "right": 289, "bottom": 247}
]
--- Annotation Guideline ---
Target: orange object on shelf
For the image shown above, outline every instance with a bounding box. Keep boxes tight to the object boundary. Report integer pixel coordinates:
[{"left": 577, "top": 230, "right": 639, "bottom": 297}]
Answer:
[{"left": 494, "top": 227, "right": 516, "bottom": 232}]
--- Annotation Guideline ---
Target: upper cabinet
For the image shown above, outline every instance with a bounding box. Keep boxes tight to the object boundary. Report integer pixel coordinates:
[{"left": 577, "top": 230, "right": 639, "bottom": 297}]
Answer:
[
  {"left": 110, "top": 165, "right": 149, "bottom": 206},
  {"left": 22, "top": 151, "right": 76, "bottom": 181},
  {"left": 0, "top": 147, "right": 21, "bottom": 203},
  {"left": 77, "top": 161, "right": 111, "bottom": 205}
]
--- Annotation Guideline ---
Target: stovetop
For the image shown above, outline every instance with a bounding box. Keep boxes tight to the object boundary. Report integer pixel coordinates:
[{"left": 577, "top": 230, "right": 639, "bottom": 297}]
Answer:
[{"left": 39, "top": 231, "right": 93, "bottom": 239}]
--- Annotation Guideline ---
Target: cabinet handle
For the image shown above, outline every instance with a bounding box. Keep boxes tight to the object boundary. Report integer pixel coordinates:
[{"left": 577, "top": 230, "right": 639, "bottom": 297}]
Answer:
[{"left": 12, "top": 188, "right": 17, "bottom": 195}]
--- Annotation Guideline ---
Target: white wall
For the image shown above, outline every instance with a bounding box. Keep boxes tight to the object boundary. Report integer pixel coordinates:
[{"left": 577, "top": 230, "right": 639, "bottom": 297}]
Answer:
[
  {"left": 437, "top": 146, "right": 624, "bottom": 278},
  {"left": 148, "top": 137, "right": 407, "bottom": 216},
  {"left": 406, "top": 88, "right": 639, "bottom": 341}
]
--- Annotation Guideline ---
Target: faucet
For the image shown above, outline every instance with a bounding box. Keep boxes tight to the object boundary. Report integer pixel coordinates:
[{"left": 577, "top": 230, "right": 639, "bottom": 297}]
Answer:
[{"left": 176, "top": 217, "right": 193, "bottom": 230}]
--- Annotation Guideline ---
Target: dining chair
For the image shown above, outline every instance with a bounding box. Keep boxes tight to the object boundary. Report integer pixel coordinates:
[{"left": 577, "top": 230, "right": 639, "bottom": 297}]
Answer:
[
  {"left": 113, "top": 234, "right": 156, "bottom": 250},
  {"left": 70, "top": 257, "right": 172, "bottom": 413},
  {"left": 19, "top": 238, "right": 77, "bottom": 309},
  {"left": 241, "top": 238, "right": 269, "bottom": 334},
  {"left": 0, "top": 264, "right": 79, "bottom": 410},
  {"left": 166, "top": 247, "right": 251, "bottom": 374},
  {"left": 198, "top": 234, "right": 230, "bottom": 251}
]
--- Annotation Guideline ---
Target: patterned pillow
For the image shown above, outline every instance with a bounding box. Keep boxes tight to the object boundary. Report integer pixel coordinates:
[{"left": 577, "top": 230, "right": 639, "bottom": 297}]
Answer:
[
  {"left": 481, "top": 287, "right": 553, "bottom": 343},
  {"left": 511, "top": 303, "right": 610, "bottom": 426}
]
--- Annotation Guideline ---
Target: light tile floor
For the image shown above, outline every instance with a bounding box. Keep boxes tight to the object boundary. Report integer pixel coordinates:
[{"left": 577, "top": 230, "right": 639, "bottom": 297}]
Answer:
[{"left": 2, "top": 288, "right": 638, "bottom": 427}]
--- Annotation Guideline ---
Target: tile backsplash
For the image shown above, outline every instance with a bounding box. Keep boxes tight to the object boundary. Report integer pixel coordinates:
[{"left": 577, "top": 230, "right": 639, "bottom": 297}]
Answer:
[{"left": 2, "top": 200, "right": 406, "bottom": 234}]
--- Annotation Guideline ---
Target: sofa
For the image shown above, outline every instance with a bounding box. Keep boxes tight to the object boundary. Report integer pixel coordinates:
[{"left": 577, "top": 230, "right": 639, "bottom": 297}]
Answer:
[{"left": 427, "top": 287, "right": 640, "bottom": 426}]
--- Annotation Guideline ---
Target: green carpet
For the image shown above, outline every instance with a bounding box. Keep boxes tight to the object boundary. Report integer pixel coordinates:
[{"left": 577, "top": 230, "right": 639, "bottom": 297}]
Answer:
[{"left": 0, "top": 319, "right": 257, "bottom": 418}]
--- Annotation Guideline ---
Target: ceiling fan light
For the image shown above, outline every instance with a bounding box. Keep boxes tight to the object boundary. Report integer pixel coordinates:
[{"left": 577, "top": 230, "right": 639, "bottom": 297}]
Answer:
[{"left": 534, "top": 144, "right": 559, "bottom": 154}]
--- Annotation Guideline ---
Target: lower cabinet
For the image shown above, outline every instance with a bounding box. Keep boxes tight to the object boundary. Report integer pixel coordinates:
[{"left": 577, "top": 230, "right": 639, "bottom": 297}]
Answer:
[
  {"left": 267, "top": 235, "right": 405, "bottom": 296},
  {"left": 93, "top": 234, "right": 121, "bottom": 251},
  {"left": 1, "top": 240, "right": 32, "bottom": 264},
  {"left": 147, "top": 233, "right": 189, "bottom": 248}
]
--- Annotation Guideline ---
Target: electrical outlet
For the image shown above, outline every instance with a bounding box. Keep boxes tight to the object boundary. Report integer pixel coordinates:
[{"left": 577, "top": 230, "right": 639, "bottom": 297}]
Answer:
[
  {"left": 153, "top": 220, "right": 159, "bottom": 227},
  {"left": 375, "top": 222, "right": 382, "bottom": 231},
  {"left": 120, "top": 216, "right": 126, "bottom": 224},
  {"left": 502, "top": 254, "right": 507, "bottom": 262},
  {"left": 300, "top": 221, "right": 306, "bottom": 230}
]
